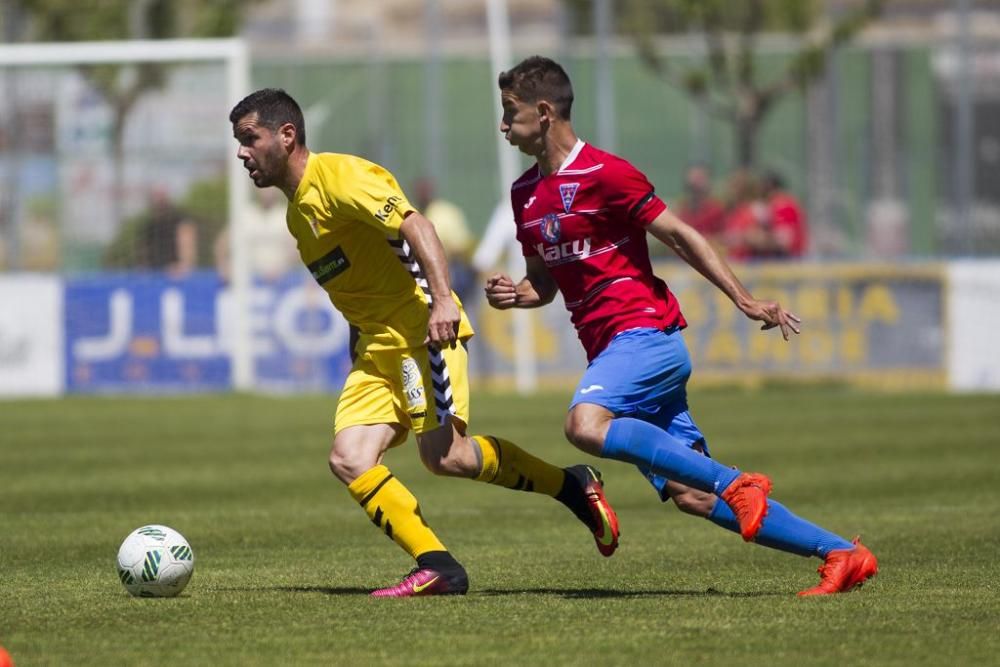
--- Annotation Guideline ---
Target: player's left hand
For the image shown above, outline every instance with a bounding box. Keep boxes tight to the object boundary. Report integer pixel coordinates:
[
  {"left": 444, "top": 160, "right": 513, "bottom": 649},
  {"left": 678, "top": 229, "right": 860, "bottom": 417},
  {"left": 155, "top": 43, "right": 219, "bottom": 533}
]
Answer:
[
  {"left": 741, "top": 299, "right": 801, "bottom": 341},
  {"left": 427, "top": 297, "right": 461, "bottom": 347}
]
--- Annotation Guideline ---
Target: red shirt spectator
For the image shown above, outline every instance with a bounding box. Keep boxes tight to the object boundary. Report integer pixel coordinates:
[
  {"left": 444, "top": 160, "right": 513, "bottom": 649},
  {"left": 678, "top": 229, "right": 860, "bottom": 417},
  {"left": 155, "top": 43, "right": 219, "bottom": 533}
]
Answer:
[
  {"left": 767, "top": 189, "right": 808, "bottom": 258},
  {"left": 724, "top": 169, "right": 808, "bottom": 260},
  {"left": 675, "top": 164, "right": 726, "bottom": 242}
]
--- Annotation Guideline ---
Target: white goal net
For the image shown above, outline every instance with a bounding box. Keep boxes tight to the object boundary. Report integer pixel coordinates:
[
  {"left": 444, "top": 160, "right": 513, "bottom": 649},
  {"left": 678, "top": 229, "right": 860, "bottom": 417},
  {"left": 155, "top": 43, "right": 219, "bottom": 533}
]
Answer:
[{"left": 0, "top": 39, "right": 287, "bottom": 395}]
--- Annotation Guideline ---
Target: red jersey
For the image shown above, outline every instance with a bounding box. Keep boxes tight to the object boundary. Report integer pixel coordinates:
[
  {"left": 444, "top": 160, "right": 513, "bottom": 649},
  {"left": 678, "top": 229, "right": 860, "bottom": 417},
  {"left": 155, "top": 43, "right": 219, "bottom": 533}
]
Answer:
[{"left": 511, "top": 140, "right": 686, "bottom": 361}]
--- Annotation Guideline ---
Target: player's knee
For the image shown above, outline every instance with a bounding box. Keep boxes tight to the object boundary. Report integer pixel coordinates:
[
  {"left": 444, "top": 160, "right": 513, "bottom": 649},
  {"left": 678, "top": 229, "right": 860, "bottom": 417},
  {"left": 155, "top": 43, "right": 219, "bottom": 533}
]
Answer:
[
  {"left": 563, "top": 410, "right": 607, "bottom": 456},
  {"left": 327, "top": 446, "right": 367, "bottom": 484}
]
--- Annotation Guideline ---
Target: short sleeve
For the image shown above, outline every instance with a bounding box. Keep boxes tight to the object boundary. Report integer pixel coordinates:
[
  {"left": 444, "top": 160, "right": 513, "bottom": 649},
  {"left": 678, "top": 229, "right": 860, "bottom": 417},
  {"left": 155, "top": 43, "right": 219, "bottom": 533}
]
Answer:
[
  {"left": 518, "top": 231, "right": 538, "bottom": 257},
  {"left": 336, "top": 156, "right": 417, "bottom": 235},
  {"left": 604, "top": 158, "right": 667, "bottom": 228},
  {"left": 510, "top": 189, "right": 538, "bottom": 257}
]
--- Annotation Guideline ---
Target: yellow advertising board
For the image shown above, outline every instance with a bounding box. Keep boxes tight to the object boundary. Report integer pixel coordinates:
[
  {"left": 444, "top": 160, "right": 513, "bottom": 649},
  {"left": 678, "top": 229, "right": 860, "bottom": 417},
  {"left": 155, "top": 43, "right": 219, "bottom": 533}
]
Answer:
[{"left": 471, "top": 263, "right": 947, "bottom": 391}]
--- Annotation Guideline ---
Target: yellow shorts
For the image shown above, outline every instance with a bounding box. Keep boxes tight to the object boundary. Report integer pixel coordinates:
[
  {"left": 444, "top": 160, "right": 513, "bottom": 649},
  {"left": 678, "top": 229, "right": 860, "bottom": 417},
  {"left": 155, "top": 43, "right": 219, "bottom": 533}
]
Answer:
[{"left": 334, "top": 341, "right": 471, "bottom": 446}]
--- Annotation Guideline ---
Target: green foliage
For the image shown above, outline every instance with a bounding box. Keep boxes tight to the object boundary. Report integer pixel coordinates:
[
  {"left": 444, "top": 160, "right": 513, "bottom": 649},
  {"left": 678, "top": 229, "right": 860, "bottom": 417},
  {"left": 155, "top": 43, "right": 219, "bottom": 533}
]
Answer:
[
  {"left": 12, "top": 0, "right": 255, "bottom": 42},
  {"left": 573, "top": 0, "right": 820, "bottom": 37},
  {"left": 623, "top": 0, "right": 821, "bottom": 34},
  {"left": 2, "top": 389, "right": 999, "bottom": 665},
  {"left": 600, "top": 0, "right": 882, "bottom": 166},
  {"left": 10, "top": 0, "right": 260, "bottom": 118},
  {"left": 101, "top": 212, "right": 147, "bottom": 269},
  {"left": 14, "top": 0, "right": 133, "bottom": 41}
]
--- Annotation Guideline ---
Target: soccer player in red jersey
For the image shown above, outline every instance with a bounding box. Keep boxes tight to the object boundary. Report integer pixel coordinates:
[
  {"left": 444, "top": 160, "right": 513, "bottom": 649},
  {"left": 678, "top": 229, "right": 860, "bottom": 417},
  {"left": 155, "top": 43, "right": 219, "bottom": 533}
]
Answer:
[{"left": 486, "top": 57, "right": 877, "bottom": 595}]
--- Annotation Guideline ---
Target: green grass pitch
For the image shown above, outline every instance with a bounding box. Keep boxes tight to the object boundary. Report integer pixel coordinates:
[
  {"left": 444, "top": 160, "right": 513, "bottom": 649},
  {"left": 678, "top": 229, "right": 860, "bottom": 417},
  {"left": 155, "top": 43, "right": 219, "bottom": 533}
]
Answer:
[{"left": 2, "top": 388, "right": 999, "bottom": 665}]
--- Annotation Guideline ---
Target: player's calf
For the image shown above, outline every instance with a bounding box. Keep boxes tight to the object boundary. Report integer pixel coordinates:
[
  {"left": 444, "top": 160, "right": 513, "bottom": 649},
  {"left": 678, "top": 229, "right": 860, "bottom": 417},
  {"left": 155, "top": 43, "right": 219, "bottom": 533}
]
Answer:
[{"left": 666, "top": 483, "right": 716, "bottom": 517}]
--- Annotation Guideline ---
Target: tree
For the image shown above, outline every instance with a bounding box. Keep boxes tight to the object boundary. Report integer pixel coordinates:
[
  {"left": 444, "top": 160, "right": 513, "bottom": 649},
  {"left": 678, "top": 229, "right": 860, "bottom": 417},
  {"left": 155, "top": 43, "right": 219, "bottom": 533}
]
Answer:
[
  {"left": 576, "top": 0, "right": 882, "bottom": 167},
  {"left": 3, "top": 0, "right": 259, "bottom": 231}
]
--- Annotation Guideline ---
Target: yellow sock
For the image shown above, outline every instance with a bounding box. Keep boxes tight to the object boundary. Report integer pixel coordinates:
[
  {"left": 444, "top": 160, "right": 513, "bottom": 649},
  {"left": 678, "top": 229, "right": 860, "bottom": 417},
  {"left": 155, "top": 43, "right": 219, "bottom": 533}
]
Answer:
[
  {"left": 472, "top": 435, "right": 565, "bottom": 497},
  {"left": 347, "top": 465, "right": 446, "bottom": 559}
]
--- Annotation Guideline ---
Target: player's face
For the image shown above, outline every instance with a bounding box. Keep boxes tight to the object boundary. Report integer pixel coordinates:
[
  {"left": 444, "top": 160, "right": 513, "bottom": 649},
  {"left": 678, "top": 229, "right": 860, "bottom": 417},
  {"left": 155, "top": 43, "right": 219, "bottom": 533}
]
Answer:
[
  {"left": 500, "top": 92, "right": 543, "bottom": 157},
  {"left": 232, "top": 114, "right": 289, "bottom": 188}
]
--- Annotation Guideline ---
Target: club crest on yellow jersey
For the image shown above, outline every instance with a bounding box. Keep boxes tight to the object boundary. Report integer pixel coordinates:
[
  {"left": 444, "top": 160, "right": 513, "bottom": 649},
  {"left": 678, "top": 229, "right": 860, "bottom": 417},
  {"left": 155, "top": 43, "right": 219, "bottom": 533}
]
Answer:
[{"left": 307, "top": 217, "right": 322, "bottom": 239}]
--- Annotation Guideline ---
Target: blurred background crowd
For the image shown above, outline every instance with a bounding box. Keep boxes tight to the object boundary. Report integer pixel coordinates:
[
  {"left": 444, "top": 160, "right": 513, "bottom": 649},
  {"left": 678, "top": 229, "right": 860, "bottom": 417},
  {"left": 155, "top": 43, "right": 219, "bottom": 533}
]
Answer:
[
  {"left": 1, "top": 0, "right": 998, "bottom": 394},
  {"left": 0, "top": 0, "right": 997, "bottom": 276}
]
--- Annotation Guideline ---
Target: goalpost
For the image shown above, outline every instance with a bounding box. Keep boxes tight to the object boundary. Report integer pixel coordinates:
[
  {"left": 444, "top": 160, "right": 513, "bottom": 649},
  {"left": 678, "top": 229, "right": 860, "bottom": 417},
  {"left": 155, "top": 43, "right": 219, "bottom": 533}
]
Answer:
[
  {"left": 0, "top": 38, "right": 255, "bottom": 390},
  {"left": 485, "top": 0, "right": 537, "bottom": 393}
]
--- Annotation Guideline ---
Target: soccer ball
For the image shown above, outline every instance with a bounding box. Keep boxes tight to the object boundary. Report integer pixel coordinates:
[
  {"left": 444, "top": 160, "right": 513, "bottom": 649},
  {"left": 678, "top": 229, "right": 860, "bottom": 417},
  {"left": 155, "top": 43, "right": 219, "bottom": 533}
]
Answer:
[{"left": 116, "top": 525, "right": 195, "bottom": 597}]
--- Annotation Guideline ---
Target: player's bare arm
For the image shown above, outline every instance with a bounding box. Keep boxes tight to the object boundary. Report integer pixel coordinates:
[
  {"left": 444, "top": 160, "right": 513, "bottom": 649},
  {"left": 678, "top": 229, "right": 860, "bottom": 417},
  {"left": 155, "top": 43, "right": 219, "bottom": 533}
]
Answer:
[
  {"left": 486, "top": 256, "right": 558, "bottom": 309},
  {"left": 399, "top": 211, "right": 460, "bottom": 345},
  {"left": 647, "top": 210, "right": 802, "bottom": 340}
]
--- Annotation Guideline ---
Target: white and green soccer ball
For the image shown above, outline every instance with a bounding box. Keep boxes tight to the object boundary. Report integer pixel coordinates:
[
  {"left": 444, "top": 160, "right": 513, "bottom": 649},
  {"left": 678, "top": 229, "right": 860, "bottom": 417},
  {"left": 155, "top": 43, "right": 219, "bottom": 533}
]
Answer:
[{"left": 116, "top": 525, "right": 195, "bottom": 598}]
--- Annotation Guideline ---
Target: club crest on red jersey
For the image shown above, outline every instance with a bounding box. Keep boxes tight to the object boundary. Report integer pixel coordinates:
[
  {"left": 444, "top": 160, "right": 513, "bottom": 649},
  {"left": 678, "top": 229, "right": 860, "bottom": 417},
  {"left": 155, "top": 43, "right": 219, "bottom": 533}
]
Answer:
[
  {"left": 541, "top": 213, "right": 561, "bottom": 243},
  {"left": 559, "top": 182, "right": 580, "bottom": 213}
]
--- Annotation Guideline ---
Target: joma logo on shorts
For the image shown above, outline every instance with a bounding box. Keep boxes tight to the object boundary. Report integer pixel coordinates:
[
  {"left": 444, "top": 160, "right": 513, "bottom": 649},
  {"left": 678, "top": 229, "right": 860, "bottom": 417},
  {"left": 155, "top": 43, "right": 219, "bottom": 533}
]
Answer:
[
  {"left": 374, "top": 195, "right": 403, "bottom": 223},
  {"left": 307, "top": 246, "right": 350, "bottom": 285}
]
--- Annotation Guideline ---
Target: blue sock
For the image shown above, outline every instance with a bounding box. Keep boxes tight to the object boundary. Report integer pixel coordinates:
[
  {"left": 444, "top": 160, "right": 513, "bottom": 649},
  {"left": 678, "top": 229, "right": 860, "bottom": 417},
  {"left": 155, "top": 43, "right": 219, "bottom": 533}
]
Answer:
[
  {"left": 603, "top": 418, "right": 740, "bottom": 494},
  {"left": 708, "top": 498, "right": 855, "bottom": 557}
]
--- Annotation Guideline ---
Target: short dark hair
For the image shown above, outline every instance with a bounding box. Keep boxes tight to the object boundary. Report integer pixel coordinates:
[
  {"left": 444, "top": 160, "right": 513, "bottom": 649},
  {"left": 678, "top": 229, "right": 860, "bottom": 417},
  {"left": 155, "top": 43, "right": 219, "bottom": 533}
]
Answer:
[
  {"left": 498, "top": 56, "right": 574, "bottom": 120},
  {"left": 229, "top": 88, "right": 306, "bottom": 146}
]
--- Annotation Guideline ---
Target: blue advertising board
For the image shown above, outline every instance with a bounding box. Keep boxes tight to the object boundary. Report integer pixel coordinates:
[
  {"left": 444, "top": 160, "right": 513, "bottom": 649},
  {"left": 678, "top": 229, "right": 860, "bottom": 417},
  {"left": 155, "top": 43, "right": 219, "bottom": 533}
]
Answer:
[{"left": 64, "top": 271, "right": 352, "bottom": 393}]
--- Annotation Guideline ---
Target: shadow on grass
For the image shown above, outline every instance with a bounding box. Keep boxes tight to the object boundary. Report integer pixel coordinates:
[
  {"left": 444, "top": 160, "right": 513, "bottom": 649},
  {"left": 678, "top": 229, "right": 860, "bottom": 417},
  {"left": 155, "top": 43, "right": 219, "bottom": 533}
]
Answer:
[
  {"left": 259, "top": 585, "right": 782, "bottom": 598},
  {"left": 477, "top": 587, "right": 782, "bottom": 599},
  {"left": 276, "top": 586, "right": 373, "bottom": 595}
]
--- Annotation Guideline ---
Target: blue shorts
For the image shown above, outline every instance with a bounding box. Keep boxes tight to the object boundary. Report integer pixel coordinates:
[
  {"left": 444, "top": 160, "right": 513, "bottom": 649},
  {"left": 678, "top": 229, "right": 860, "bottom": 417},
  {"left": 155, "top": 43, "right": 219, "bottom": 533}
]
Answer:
[{"left": 570, "top": 327, "right": 708, "bottom": 500}]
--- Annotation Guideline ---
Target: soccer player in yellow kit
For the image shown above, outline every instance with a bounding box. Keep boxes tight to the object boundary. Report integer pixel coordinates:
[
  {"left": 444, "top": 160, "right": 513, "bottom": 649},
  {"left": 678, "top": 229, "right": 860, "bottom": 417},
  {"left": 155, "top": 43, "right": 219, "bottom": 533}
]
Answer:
[{"left": 230, "top": 88, "right": 620, "bottom": 597}]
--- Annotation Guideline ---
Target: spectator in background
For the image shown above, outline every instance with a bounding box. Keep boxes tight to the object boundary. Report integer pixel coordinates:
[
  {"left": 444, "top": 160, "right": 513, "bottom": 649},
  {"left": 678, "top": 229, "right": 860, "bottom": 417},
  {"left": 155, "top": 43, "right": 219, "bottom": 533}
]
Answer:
[
  {"left": 721, "top": 168, "right": 766, "bottom": 261},
  {"left": 140, "top": 188, "right": 198, "bottom": 275},
  {"left": 413, "top": 176, "right": 476, "bottom": 304},
  {"left": 214, "top": 187, "right": 299, "bottom": 284},
  {"left": 674, "top": 164, "right": 726, "bottom": 250},
  {"left": 761, "top": 169, "right": 808, "bottom": 259},
  {"left": 723, "top": 168, "right": 808, "bottom": 261}
]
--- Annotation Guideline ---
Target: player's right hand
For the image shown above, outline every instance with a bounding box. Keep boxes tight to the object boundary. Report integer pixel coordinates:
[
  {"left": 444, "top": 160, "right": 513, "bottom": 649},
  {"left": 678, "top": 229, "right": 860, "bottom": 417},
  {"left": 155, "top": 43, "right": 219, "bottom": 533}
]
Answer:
[
  {"left": 741, "top": 299, "right": 801, "bottom": 341},
  {"left": 485, "top": 273, "right": 517, "bottom": 309}
]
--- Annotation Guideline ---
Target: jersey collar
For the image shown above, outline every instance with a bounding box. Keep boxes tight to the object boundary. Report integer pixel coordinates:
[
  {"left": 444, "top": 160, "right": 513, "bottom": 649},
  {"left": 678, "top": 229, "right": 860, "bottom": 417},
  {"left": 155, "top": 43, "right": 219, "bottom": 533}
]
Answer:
[
  {"left": 556, "top": 139, "right": 586, "bottom": 174},
  {"left": 291, "top": 152, "right": 316, "bottom": 202}
]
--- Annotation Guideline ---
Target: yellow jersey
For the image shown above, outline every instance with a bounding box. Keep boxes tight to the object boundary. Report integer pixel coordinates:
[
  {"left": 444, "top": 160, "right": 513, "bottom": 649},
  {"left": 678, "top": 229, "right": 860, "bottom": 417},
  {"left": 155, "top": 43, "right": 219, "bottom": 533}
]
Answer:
[{"left": 286, "top": 152, "right": 474, "bottom": 352}]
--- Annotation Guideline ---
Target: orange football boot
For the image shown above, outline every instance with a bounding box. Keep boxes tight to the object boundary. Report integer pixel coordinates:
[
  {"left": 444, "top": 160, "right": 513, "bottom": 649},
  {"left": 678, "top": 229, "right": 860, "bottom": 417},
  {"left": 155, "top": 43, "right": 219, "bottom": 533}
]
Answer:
[
  {"left": 798, "top": 538, "right": 878, "bottom": 596},
  {"left": 563, "top": 465, "right": 620, "bottom": 557},
  {"left": 719, "top": 472, "right": 773, "bottom": 542}
]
